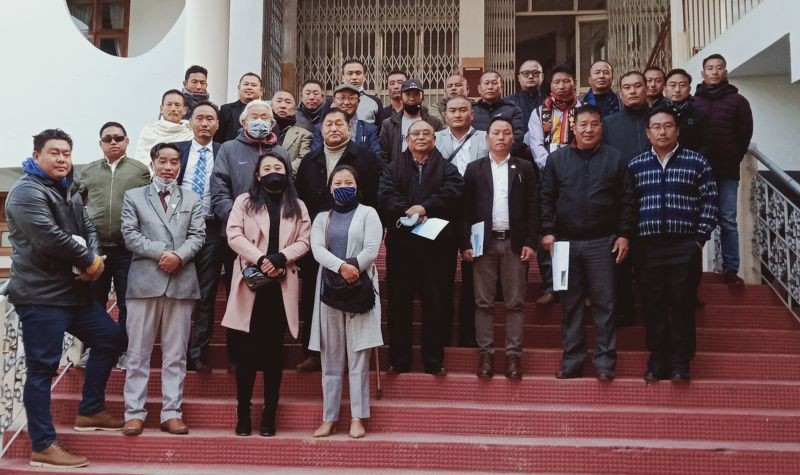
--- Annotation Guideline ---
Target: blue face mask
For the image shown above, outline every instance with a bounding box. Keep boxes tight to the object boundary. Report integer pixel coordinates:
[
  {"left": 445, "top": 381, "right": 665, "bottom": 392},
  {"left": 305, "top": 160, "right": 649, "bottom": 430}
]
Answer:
[
  {"left": 247, "top": 119, "right": 272, "bottom": 138},
  {"left": 332, "top": 186, "right": 358, "bottom": 206},
  {"left": 397, "top": 213, "right": 419, "bottom": 228}
]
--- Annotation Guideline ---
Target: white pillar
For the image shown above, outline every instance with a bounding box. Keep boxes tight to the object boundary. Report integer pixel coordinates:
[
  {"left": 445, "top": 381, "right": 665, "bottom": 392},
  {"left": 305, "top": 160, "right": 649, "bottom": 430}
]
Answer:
[
  {"left": 227, "top": 0, "right": 264, "bottom": 103},
  {"left": 670, "top": 0, "right": 689, "bottom": 67},
  {"left": 184, "top": 0, "right": 231, "bottom": 104},
  {"left": 459, "top": 0, "right": 485, "bottom": 97}
]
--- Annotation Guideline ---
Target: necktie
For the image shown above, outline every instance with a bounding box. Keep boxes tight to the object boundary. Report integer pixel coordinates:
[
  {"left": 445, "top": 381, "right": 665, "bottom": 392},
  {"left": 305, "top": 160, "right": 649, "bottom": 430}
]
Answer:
[
  {"left": 192, "top": 147, "right": 209, "bottom": 196},
  {"left": 158, "top": 190, "right": 170, "bottom": 211}
]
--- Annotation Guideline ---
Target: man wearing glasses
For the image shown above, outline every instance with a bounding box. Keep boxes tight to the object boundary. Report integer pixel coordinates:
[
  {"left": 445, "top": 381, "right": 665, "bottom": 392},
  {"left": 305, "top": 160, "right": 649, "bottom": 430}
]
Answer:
[
  {"left": 75, "top": 122, "right": 152, "bottom": 352},
  {"left": 506, "top": 60, "right": 545, "bottom": 126},
  {"left": 379, "top": 79, "right": 443, "bottom": 164},
  {"left": 309, "top": 83, "right": 380, "bottom": 156}
]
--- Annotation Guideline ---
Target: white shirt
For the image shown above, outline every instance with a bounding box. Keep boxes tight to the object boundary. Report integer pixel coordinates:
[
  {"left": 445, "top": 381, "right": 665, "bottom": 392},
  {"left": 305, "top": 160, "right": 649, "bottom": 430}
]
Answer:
[
  {"left": 105, "top": 157, "right": 120, "bottom": 175},
  {"left": 489, "top": 154, "right": 511, "bottom": 231},
  {"left": 652, "top": 143, "right": 680, "bottom": 170},
  {"left": 446, "top": 127, "right": 475, "bottom": 176},
  {"left": 180, "top": 139, "right": 214, "bottom": 217}
]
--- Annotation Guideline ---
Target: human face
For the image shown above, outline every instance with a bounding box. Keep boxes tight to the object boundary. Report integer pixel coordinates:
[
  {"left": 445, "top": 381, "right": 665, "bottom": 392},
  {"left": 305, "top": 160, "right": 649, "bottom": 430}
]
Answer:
[
  {"left": 406, "top": 122, "right": 435, "bottom": 156},
  {"left": 619, "top": 74, "right": 647, "bottom": 107},
  {"left": 702, "top": 58, "right": 727, "bottom": 86},
  {"left": 33, "top": 139, "right": 72, "bottom": 180},
  {"left": 550, "top": 72, "right": 575, "bottom": 98},
  {"left": 645, "top": 70, "right": 665, "bottom": 99},
  {"left": 401, "top": 90, "right": 423, "bottom": 106},
  {"left": 487, "top": 120, "right": 514, "bottom": 157},
  {"left": 588, "top": 61, "right": 613, "bottom": 93},
  {"left": 445, "top": 97, "right": 473, "bottom": 130},
  {"left": 665, "top": 73, "right": 692, "bottom": 102},
  {"left": 387, "top": 73, "right": 407, "bottom": 100},
  {"left": 343, "top": 63, "right": 365, "bottom": 88},
  {"left": 183, "top": 72, "right": 208, "bottom": 95},
  {"left": 152, "top": 148, "right": 181, "bottom": 180},
  {"left": 333, "top": 91, "right": 360, "bottom": 116},
  {"left": 330, "top": 169, "right": 356, "bottom": 192},
  {"left": 238, "top": 75, "right": 263, "bottom": 103},
  {"left": 161, "top": 93, "right": 187, "bottom": 123},
  {"left": 99, "top": 125, "right": 128, "bottom": 161},
  {"left": 518, "top": 60, "right": 543, "bottom": 91},
  {"left": 271, "top": 91, "right": 296, "bottom": 118},
  {"left": 646, "top": 112, "right": 679, "bottom": 151},
  {"left": 445, "top": 75, "right": 468, "bottom": 98},
  {"left": 301, "top": 83, "right": 324, "bottom": 110},
  {"left": 573, "top": 112, "right": 603, "bottom": 150},
  {"left": 242, "top": 105, "right": 272, "bottom": 128},
  {"left": 257, "top": 155, "right": 286, "bottom": 177},
  {"left": 478, "top": 73, "right": 502, "bottom": 102},
  {"left": 321, "top": 111, "right": 351, "bottom": 147},
  {"left": 190, "top": 105, "right": 219, "bottom": 143}
]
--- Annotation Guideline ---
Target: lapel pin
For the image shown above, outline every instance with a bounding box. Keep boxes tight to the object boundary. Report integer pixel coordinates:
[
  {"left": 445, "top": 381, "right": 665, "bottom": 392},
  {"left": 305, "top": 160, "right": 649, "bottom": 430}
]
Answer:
[{"left": 510, "top": 164, "right": 516, "bottom": 169}]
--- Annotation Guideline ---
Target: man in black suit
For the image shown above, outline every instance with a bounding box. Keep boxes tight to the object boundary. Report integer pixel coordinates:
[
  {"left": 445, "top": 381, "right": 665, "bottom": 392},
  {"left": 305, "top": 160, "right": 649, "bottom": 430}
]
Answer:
[
  {"left": 175, "top": 101, "right": 223, "bottom": 373},
  {"left": 215, "top": 72, "right": 263, "bottom": 143},
  {"left": 461, "top": 116, "right": 539, "bottom": 379}
]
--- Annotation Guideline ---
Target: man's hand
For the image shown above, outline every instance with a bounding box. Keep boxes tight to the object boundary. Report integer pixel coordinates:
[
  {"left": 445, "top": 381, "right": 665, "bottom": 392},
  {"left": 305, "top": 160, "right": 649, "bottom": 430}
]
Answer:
[
  {"left": 520, "top": 246, "right": 535, "bottom": 262},
  {"left": 612, "top": 237, "right": 630, "bottom": 264},
  {"left": 541, "top": 235, "right": 556, "bottom": 254},
  {"left": 77, "top": 255, "right": 106, "bottom": 281},
  {"left": 462, "top": 249, "right": 475, "bottom": 263},
  {"left": 159, "top": 251, "right": 182, "bottom": 273},
  {"left": 339, "top": 263, "right": 360, "bottom": 284},
  {"left": 405, "top": 205, "right": 427, "bottom": 224}
]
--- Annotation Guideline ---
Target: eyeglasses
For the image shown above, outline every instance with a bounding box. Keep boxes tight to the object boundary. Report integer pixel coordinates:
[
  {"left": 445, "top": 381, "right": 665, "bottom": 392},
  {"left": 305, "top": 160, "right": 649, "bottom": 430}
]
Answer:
[
  {"left": 408, "top": 130, "right": 434, "bottom": 138},
  {"left": 648, "top": 123, "right": 676, "bottom": 132},
  {"left": 101, "top": 135, "right": 126, "bottom": 143},
  {"left": 334, "top": 96, "right": 359, "bottom": 104},
  {"left": 519, "top": 70, "right": 542, "bottom": 78}
]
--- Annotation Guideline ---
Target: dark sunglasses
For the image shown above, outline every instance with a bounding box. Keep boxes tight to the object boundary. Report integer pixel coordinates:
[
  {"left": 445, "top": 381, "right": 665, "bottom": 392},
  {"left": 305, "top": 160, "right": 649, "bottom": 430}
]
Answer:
[{"left": 101, "top": 135, "right": 126, "bottom": 144}]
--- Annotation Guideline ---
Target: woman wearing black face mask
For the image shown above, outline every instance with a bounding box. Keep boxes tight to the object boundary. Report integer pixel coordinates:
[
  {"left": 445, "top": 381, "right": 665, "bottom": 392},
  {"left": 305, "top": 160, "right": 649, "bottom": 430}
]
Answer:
[
  {"left": 308, "top": 164, "right": 383, "bottom": 439},
  {"left": 220, "top": 152, "right": 311, "bottom": 437}
]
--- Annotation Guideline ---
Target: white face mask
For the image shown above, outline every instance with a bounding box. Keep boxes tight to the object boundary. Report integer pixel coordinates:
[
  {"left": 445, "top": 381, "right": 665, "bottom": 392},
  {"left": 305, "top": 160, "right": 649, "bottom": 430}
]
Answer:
[
  {"left": 396, "top": 213, "right": 419, "bottom": 228},
  {"left": 247, "top": 119, "right": 272, "bottom": 138},
  {"left": 153, "top": 175, "right": 176, "bottom": 190}
]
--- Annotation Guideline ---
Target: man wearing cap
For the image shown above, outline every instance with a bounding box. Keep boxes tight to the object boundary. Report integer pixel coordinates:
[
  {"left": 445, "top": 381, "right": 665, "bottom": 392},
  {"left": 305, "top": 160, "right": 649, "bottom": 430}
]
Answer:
[
  {"left": 379, "top": 79, "right": 443, "bottom": 165},
  {"left": 309, "top": 83, "right": 380, "bottom": 156}
]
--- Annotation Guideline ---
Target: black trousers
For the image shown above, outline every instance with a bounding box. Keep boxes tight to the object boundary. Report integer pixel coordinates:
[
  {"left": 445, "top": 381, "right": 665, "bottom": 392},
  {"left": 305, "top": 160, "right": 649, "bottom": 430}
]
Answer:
[
  {"left": 297, "top": 253, "right": 320, "bottom": 356},
  {"left": 188, "top": 219, "right": 224, "bottom": 362},
  {"left": 613, "top": 256, "right": 636, "bottom": 325},
  {"left": 457, "top": 259, "right": 476, "bottom": 346},
  {"left": 386, "top": 233, "right": 453, "bottom": 372},
  {"left": 536, "top": 243, "right": 553, "bottom": 294},
  {"left": 638, "top": 240, "right": 701, "bottom": 372}
]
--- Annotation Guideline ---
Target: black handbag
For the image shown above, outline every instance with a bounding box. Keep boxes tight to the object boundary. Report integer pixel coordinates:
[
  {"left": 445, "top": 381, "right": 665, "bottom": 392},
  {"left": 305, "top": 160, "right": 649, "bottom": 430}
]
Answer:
[{"left": 241, "top": 256, "right": 284, "bottom": 291}]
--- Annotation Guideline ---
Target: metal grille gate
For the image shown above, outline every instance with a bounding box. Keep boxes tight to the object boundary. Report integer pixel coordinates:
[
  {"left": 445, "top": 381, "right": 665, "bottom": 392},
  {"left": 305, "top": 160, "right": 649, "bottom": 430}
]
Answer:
[
  {"left": 485, "top": 0, "right": 516, "bottom": 97},
  {"left": 608, "top": 0, "right": 671, "bottom": 73},
  {"left": 295, "top": 0, "right": 460, "bottom": 106},
  {"left": 263, "top": 0, "right": 284, "bottom": 98}
]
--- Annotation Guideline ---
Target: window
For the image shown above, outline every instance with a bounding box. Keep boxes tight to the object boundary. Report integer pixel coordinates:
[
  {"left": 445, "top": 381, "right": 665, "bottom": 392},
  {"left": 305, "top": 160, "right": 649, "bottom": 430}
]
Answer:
[{"left": 67, "top": 0, "right": 130, "bottom": 57}]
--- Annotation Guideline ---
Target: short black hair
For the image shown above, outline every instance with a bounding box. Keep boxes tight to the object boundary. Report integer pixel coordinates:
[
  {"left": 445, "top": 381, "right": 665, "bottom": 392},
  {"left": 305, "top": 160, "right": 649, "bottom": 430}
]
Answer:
[
  {"left": 33, "top": 129, "right": 72, "bottom": 152},
  {"left": 445, "top": 95, "right": 472, "bottom": 108},
  {"left": 342, "top": 59, "right": 365, "bottom": 72},
  {"left": 619, "top": 70, "right": 645, "bottom": 86},
  {"left": 702, "top": 53, "right": 726, "bottom": 68},
  {"left": 644, "top": 66, "right": 666, "bottom": 79},
  {"left": 480, "top": 70, "right": 502, "bottom": 82},
  {"left": 162, "top": 89, "right": 185, "bottom": 105},
  {"left": 665, "top": 68, "right": 693, "bottom": 84},
  {"left": 185, "top": 65, "right": 208, "bottom": 81},
  {"left": 488, "top": 115, "right": 514, "bottom": 131},
  {"left": 387, "top": 69, "right": 407, "bottom": 79},
  {"left": 99, "top": 121, "right": 127, "bottom": 137},
  {"left": 327, "top": 164, "right": 360, "bottom": 188},
  {"left": 574, "top": 104, "right": 602, "bottom": 121},
  {"left": 301, "top": 79, "right": 324, "bottom": 91},
  {"left": 648, "top": 106, "right": 678, "bottom": 124},
  {"left": 322, "top": 107, "right": 349, "bottom": 123},
  {"left": 238, "top": 72, "right": 262, "bottom": 86},
  {"left": 589, "top": 59, "right": 613, "bottom": 72},
  {"left": 551, "top": 64, "right": 575, "bottom": 78},
  {"left": 191, "top": 100, "right": 220, "bottom": 118},
  {"left": 150, "top": 142, "right": 181, "bottom": 161}
]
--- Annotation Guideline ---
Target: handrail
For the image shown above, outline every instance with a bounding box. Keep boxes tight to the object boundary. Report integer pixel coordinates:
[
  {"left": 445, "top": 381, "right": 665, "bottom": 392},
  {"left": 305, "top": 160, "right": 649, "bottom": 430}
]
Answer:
[{"left": 749, "top": 144, "right": 800, "bottom": 198}]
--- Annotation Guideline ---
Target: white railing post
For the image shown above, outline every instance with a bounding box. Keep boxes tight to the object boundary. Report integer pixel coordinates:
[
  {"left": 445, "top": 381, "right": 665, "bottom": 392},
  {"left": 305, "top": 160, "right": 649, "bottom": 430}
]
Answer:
[{"left": 739, "top": 152, "right": 761, "bottom": 284}]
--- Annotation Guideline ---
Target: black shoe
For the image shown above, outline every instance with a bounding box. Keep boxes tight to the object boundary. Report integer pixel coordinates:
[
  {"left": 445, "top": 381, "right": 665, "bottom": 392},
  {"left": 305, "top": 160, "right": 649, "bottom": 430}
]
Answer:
[
  {"left": 424, "top": 366, "right": 447, "bottom": 376},
  {"left": 555, "top": 366, "right": 583, "bottom": 379},
  {"left": 235, "top": 403, "right": 251, "bottom": 436},
  {"left": 188, "top": 358, "right": 212, "bottom": 374},
  {"left": 723, "top": 270, "right": 744, "bottom": 287},
  {"left": 596, "top": 369, "right": 615, "bottom": 381},
  {"left": 387, "top": 365, "right": 410, "bottom": 374},
  {"left": 259, "top": 408, "right": 276, "bottom": 437},
  {"left": 477, "top": 353, "right": 494, "bottom": 378},
  {"left": 671, "top": 368, "right": 690, "bottom": 384},
  {"left": 644, "top": 369, "right": 669, "bottom": 383}
]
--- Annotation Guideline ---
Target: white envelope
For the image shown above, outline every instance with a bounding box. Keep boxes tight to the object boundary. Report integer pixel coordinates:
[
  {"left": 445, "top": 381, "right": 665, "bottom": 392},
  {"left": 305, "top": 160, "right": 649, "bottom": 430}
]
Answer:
[
  {"left": 552, "top": 241, "right": 570, "bottom": 291},
  {"left": 411, "top": 218, "right": 449, "bottom": 240},
  {"left": 470, "top": 222, "right": 484, "bottom": 257}
]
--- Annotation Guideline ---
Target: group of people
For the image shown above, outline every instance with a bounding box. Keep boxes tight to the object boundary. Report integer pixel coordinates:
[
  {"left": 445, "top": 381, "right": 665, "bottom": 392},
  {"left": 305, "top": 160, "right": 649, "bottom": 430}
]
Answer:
[{"left": 5, "top": 53, "right": 752, "bottom": 469}]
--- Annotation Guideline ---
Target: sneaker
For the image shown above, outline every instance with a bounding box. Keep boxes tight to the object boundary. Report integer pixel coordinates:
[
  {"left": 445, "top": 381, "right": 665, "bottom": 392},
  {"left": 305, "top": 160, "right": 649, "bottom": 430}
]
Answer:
[
  {"left": 74, "top": 410, "right": 124, "bottom": 432},
  {"left": 116, "top": 352, "right": 128, "bottom": 371},
  {"left": 30, "top": 442, "right": 88, "bottom": 468},
  {"left": 723, "top": 270, "right": 744, "bottom": 287}
]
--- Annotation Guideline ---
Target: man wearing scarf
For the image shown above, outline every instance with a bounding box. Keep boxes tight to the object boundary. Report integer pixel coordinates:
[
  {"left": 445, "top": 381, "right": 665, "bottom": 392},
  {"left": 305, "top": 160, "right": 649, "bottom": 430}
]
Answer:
[
  {"left": 271, "top": 90, "right": 312, "bottom": 174},
  {"left": 528, "top": 64, "right": 581, "bottom": 305},
  {"left": 182, "top": 65, "right": 210, "bottom": 120},
  {"left": 133, "top": 89, "right": 194, "bottom": 164},
  {"left": 692, "top": 54, "right": 753, "bottom": 287},
  {"left": 581, "top": 60, "right": 621, "bottom": 118},
  {"left": 296, "top": 80, "right": 332, "bottom": 132}
]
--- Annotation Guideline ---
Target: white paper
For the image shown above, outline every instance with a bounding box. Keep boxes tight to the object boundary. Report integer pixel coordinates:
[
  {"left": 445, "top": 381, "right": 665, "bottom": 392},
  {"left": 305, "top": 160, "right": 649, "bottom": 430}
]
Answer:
[
  {"left": 71, "top": 235, "right": 87, "bottom": 275},
  {"left": 411, "top": 218, "right": 449, "bottom": 240},
  {"left": 470, "top": 222, "right": 484, "bottom": 257},
  {"left": 552, "top": 241, "right": 570, "bottom": 291}
]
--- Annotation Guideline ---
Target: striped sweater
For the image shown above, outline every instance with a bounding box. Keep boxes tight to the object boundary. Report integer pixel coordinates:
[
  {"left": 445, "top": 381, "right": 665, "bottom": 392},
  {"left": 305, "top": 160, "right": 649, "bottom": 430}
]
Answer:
[{"left": 627, "top": 146, "right": 718, "bottom": 244}]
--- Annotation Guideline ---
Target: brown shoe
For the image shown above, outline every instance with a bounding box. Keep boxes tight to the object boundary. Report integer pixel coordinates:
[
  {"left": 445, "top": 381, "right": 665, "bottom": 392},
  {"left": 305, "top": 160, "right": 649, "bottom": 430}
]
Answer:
[
  {"left": 30, "top": 442, "right": 88, "bottom": 468},
  {"left": 296, "top": 355, "right": 322, "bottom": 372},
  {"left": 74, "top": 409, "right": 124, "bottom": 432},
  {"left": 505, "top": 354, "right": 523, "bottom": 379},
  {"left": 535, "top": 292, "right": 556, "bottom": 305},
  {"left": 160, "top": 418, "right": 189, "bottom": 435},
  {"left": 477, "top": 352, "right": 494, "bottom": 378},
  {"left": 122, "top": 418, "right": 144, "bottom": 436}
]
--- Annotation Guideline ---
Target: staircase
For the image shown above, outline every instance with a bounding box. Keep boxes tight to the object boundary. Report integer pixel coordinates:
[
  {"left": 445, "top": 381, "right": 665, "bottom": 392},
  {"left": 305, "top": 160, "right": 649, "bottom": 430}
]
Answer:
[{"left": 2, "top": 248, "right": 800, "bottom": 474}]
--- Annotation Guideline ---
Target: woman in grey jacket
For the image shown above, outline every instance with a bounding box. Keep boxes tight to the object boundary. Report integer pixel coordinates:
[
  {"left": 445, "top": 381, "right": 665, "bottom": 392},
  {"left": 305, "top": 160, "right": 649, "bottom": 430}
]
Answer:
[{"left": 308, "top": 164, "right": 383, "bottom": 439}]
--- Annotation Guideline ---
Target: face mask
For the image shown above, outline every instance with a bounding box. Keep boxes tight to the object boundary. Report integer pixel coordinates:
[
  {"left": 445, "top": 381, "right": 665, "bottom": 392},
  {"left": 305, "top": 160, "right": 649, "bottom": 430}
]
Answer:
[
  {"left": 259, "top": 172, "right": 287, "bottom": 193},
  {"left": 403, "top": 103, "right": 422, "bottom": 115},
  {"left": 332, "top": 186, "right": 358, "bottom": 206},
  {"left": 247, "top": 119, "right": 272, "bottom": 138},
  {"left": 153, "top": 175, "right": 176, "bottom": 190},
  {"left": 396, "top": 213, "right": 419, "bottom": 228}
]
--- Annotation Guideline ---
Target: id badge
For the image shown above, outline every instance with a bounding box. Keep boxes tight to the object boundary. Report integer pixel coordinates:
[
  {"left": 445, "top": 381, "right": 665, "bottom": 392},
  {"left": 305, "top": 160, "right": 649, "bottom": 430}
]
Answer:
[{"left": 549, "top": 142, "right": 561, "bottom": 153}]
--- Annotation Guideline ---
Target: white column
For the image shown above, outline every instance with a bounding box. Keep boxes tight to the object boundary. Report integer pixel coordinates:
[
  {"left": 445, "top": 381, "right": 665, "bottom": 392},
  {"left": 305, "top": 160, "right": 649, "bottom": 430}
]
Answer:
[
  {"left": 670, "top": 0, "right": 689, "bottom": 67},
  {"left": 459, "top": 0, "right": 484, "bottom": 62},
  {"left": 227, "top": 0, "right": 264, "bottom": 103},
  {"left": 184, "top": 0, "right": 231, "bottom": 104}
]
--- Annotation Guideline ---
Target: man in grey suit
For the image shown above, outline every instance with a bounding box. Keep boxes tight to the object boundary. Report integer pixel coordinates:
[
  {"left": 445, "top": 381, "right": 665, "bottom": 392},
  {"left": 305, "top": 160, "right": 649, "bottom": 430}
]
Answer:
[
  {"left": 119, "top": 142, "right": 205, "bottom": 436},
  {"left": 435, "top": 95, "right": 488, "bottom": 348}
]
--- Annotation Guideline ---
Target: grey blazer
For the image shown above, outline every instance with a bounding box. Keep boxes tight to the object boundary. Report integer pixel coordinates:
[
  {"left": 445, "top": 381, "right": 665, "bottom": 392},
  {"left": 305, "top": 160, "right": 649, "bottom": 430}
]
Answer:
[
  {"left": 435, "top": 128, "right": 489, "bottom": 174},
  {"left": 121, "top": 184, "right": 206, "bottom": 300}
]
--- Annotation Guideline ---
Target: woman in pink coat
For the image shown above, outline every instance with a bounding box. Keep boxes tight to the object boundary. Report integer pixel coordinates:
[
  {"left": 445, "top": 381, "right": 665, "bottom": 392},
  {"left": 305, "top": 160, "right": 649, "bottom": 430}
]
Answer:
[{"left": 221, "top": 150, "right": 311, "bottom": 437}]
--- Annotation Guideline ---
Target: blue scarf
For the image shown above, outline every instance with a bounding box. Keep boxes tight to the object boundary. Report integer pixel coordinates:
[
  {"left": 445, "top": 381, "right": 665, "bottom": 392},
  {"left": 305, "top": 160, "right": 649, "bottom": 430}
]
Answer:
[{"left": 22, "top": 157, "right": 69, "bottom": 189}]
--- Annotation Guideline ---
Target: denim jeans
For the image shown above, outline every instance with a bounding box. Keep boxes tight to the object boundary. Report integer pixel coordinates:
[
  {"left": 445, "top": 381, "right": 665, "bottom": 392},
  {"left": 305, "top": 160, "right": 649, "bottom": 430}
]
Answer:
[
  {"left": 16, "top": 302, "right": 124, "bottom": 451},
  {"left": 717, "top": 179, "right": 740, "bottom": 272},
  {"left": 93, "top": 246, "right": 132, "bottom": 344}
]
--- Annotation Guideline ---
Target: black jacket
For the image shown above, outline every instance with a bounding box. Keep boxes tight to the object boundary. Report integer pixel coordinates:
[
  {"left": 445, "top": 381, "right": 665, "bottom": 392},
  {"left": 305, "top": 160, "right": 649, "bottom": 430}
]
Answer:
[
  {"left": 296, "top": 140, "right": 383, "bottom": 220},
  {"left": 670, "top": 99, "right": 710, "bottom": 158},
  {"left": 215, "top": 100, "right": 246, "bottom": 143},
  {"left": 472, "top": 99, "right": 527, "bottom": 153},
  {"left": 6, "top": 174, "right": 101, "bottom": 306},
  {"left": 296, "top": 98, "right": 332, "bottom": 133},
  {"left": 461, "top": 155, "right": 540, "bottom": 253},
  {"left": 540, "top": 144, "right": 637, "bottom": 240},
  {"left": 504, "top": 89, "right": 544, "bottom": 125},
  {"left": 602, "top": 106, "right": 650, "bottom": 162},
  {"left": 379, "top": 109, "right": 443, "bottom": 164}
]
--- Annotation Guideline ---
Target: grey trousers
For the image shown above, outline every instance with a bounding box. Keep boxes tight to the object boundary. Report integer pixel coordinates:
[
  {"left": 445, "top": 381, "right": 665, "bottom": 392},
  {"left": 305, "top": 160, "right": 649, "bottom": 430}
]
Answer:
[
  {"left": 558, "top": 236, "right": 617, "bottom": 371},
  {"left": 319, "top": 307, "right": 371, "bottom": 421},
  {"left": 473, "top": 237, "right": 528, "bottom": 356},
  {"left": 124, "top": 296, "right": 193, "bottom": 423}
]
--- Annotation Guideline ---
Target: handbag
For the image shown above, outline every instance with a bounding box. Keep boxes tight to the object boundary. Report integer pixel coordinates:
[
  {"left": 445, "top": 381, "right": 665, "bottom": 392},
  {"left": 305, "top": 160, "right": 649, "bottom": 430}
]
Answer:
[{"left": 241, "top": 256, "right": 284, "bottom": 291}]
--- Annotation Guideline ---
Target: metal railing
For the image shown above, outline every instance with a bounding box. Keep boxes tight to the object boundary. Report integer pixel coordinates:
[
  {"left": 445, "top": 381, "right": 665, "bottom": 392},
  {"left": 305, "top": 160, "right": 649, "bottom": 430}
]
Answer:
[
  {"left": 682, "top": 0, "right": 764, "bottom": 58},
  {"left": 747, "top": 145, "right": 800, "bottom": 322}
]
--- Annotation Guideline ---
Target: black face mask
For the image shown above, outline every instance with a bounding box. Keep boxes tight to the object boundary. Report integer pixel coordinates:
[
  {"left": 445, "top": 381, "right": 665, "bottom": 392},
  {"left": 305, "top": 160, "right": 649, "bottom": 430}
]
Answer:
[
  {"left": 403, "top": 103, "right": 422, "bottom": 115},
  {"left": 259, "top": 172, "right": 288, "bottom": 193}
]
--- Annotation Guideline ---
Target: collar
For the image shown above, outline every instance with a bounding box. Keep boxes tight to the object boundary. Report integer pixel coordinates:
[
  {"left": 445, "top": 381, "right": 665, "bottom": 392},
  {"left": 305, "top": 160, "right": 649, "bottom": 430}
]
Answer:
[
  {"left": 489, "top": 154, "right": 510, "bottom": 166},
  {"left": 191, "top": 139, "right": 212, "bottom": 153},
  {"left": 447, "top": 126, "right": 474, "bottom": 142},
  {"left": 651, "top": 143, "right": 680, "bottom": 161},
  {"left": 105, "top": 155, "right": 125, "bottom": 166}
]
